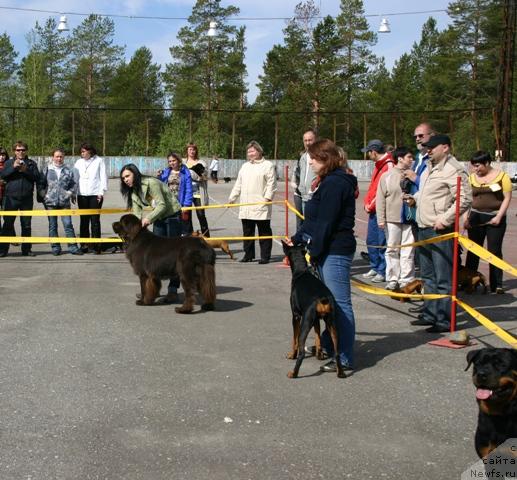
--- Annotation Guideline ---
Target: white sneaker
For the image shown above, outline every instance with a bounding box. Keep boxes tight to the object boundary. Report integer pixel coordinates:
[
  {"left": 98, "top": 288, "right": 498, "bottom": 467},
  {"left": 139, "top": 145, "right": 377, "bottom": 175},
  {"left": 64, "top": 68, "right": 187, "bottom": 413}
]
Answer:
[
  {"left": 362, "top": 269, "right": 377, "bottom": 279},
  {"left": 371, "top": 274, "right": 386, "bottom": 283},
  {"left": 386, "top": 281, "right": 398, "bottom": 290}
]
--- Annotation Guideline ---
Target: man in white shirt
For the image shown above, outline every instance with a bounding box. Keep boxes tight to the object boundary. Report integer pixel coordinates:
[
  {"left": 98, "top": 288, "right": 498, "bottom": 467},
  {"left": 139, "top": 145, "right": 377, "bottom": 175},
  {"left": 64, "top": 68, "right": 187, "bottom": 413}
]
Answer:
[
  {"left": 74, "top": 143, "right": 108, "bottom": 254},
  {"left": 291, "top": 128, "right": 317, "bottom": 230}
]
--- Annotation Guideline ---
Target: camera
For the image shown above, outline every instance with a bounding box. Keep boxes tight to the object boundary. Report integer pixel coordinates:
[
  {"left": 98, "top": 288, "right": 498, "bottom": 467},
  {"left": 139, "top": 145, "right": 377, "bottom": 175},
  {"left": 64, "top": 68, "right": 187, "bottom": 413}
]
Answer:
[{"left": 400, "top": 177, "right": 412, "bottom": 194}]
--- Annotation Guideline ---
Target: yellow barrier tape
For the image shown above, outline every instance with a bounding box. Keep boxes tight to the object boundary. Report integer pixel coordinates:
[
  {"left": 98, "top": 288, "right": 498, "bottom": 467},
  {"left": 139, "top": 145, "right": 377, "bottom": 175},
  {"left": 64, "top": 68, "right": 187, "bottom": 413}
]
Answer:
[
  {"left": 351, "top": 279, "right": 448, "bottom": 300},
  {"left": 0, "top": 236, "right": 122, "bottom": 244},
  {"left": 357, "top": 232, "right": 458, "bottom": 250},
  {"left": 285, "top": 200, "right": 304, "bottom": 220},
  {"left": 455, "top": 297, "right": 517, "bottom": 348},
  {"left": 458, "top": 234, "right": 517, "bottom": 278},
  {"left": 0, "top": 208, "right": 129, "bottom": 216},
  {"left": 0, "top": 200, "right": 285, "bottom": 216},
  {"left": 0, "top": 235, "right": 289, "bottom": 244}
]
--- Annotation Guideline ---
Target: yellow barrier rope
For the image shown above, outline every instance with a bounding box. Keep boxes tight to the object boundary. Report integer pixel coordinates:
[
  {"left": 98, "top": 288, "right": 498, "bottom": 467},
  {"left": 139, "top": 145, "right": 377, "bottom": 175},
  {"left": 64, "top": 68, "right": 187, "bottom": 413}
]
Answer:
[
  {"left": 458, "top": 234, "right": 517, "bottom": 278},
  {"left": 455, "top": 297, "right": 517, "bottom": 348},
  {"left": 0, "top": 236, "right": 122, "bottom": 244},
  {"left": 285, "top": 200, "right": 304, "bottom": 220},
  {"left": 0, "top": 200, "right": 286, "bottom": 216},
  {"left": 351, "top": 280, "right": 448, "bottom": 300},
  {"left": 351, "top": 280, "right": 517, "bottom": 348}
]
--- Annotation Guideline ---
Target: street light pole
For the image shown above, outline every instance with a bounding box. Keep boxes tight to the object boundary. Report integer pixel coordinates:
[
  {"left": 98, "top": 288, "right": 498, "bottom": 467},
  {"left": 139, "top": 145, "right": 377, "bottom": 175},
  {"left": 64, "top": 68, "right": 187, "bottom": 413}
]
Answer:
[{"left": 207, "top": 21, "right": 217, "bottom": 156}]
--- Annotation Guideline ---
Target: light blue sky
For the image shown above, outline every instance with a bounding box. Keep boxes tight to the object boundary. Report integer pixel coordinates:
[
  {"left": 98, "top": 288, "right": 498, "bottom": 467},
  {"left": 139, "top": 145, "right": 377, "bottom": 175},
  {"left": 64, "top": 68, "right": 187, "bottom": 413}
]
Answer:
[{"left": 2, "top": 0, "right": 453, "bottom": 102}]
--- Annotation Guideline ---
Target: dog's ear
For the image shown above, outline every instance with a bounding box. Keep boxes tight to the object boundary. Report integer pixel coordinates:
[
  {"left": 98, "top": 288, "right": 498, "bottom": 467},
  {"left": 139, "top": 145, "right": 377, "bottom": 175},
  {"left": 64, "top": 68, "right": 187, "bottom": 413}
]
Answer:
[
  {"left": 506, "top": 348, "right": 517, "bottom": 369},
  {"left": 466, "top": 349, "right": 483, "bottom": 371}
]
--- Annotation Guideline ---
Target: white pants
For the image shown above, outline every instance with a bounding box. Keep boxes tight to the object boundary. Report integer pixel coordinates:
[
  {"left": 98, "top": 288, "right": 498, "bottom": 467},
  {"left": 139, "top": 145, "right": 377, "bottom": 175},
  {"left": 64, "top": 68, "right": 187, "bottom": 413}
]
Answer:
[{"left": 385, "top": 222, "right": 415, "bottom": 285}]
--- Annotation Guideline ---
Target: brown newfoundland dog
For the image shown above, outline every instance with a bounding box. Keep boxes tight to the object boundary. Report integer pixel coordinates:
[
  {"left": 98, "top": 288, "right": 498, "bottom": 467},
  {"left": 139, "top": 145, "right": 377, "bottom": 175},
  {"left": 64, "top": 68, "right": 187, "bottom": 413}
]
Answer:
[{"left": 113, "top": 214, "right": 216, "bottom": 313}]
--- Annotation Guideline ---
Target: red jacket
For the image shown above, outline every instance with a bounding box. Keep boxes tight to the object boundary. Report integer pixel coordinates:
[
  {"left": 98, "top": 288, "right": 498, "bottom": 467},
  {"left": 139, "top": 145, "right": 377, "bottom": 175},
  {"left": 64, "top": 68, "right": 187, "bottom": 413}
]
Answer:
[{"left": 363, "top": 153, "right": 395, "bottom": 214}]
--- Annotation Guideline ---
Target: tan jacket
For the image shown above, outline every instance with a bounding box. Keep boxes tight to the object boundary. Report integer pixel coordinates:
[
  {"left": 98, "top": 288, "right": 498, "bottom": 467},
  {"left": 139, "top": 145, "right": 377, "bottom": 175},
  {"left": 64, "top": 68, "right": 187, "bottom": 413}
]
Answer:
[
  {"left": 228, "top": 158, "right": 277, "bottom": 220},
  {"left": 415, "top": 154, "right": 472, "bottom": 228},
  {"left": 376, "top": 167, "right": 405, "bottom": 225}
]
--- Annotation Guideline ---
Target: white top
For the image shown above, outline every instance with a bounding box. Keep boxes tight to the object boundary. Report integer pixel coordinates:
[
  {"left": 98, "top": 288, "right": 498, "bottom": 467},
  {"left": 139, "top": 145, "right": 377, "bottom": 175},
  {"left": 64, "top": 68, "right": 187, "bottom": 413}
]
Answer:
[
  {"left": 209, "top": 159, "right": 219, "bottom": 171},
  {"left": 74, "top": 155, "right": 108, "bottom": 196}
]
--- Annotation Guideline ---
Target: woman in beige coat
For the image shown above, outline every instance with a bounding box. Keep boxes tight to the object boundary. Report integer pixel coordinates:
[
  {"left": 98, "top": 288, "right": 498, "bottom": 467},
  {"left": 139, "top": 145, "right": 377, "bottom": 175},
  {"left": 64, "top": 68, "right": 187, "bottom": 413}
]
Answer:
[{"left": 228, "top": 141, "right": 277, "bottom": 264}]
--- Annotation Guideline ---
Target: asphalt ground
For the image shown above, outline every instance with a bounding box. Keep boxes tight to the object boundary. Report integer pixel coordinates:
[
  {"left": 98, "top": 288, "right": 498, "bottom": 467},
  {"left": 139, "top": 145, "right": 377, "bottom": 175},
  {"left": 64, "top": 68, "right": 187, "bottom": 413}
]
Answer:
[{"left": 1, "top": 179, "right": 516, "bottom": 480}]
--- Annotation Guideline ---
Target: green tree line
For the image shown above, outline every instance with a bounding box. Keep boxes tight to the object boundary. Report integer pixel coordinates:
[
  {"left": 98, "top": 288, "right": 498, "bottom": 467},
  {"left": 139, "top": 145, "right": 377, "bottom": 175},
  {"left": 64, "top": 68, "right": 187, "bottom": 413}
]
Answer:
[{"left": 0, "top": 0, "right": 514, "bottom": 161}]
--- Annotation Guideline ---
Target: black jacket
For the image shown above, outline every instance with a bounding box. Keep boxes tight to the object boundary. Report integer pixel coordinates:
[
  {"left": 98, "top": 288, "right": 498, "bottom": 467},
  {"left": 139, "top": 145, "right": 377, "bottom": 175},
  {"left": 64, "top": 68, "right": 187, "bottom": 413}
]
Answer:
[
  {"left": 292, "top": 168, "right": 357, "bottom": 261},
  {"left": 0, "top": 157, "right": 41, "bottom": 199}
]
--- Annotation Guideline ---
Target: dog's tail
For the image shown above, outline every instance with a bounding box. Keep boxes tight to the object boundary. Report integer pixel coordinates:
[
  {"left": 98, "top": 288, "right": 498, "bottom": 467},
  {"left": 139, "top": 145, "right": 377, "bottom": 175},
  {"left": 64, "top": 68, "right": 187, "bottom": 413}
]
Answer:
[
  {"left": 200, "top": 263, "right": 216, "bottom": 305},
  {"left": 316, "top": 298, "right": 333, "bottom": 317}
]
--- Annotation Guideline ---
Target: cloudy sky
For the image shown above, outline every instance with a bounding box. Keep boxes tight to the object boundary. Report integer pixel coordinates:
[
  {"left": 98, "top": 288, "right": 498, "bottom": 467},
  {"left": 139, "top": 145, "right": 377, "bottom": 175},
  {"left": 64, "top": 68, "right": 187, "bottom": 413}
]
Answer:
[{"left": 1, "top": 0, "right": 453, "bottom": 102}]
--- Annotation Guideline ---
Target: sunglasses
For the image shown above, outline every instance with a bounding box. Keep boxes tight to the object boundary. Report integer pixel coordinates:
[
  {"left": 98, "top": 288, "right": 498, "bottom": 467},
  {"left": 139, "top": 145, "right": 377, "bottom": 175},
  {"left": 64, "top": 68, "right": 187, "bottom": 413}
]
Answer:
[
  {"left": 15, "top": 148, "right": 26, "bottom": 152},
  {"left": 413, "top": 134, "right": 427, "bottom": 139}
]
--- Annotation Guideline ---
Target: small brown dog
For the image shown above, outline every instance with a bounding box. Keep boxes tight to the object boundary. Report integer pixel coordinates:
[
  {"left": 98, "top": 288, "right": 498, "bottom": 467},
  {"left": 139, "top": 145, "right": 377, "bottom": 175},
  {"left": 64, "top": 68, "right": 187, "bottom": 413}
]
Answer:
[
  {"left": 390, "top": 279, "right": 424, "bottom": 302},
  {"left": 458, "top": 266, "right": 488, "bottom": 294},
  {"left": 191, "top": 230, "right": 234, "bottom": 260}
]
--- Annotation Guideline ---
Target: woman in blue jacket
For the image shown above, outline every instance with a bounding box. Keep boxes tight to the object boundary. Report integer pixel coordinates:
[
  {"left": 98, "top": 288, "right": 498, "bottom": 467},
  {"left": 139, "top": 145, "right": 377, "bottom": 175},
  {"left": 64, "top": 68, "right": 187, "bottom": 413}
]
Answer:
[
  {"left": 291, "top": 139, "right": 357, "bottom": 374},
  {"left": 158, "top": 151, "right": 193, "bottom": 235}
]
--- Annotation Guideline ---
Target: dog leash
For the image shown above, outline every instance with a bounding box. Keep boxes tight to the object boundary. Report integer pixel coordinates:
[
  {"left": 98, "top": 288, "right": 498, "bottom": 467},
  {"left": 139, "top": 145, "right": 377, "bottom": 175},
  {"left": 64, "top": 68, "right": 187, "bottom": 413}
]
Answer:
[{"left": 199, "top": 206, "right": 230, "bottom": 236}]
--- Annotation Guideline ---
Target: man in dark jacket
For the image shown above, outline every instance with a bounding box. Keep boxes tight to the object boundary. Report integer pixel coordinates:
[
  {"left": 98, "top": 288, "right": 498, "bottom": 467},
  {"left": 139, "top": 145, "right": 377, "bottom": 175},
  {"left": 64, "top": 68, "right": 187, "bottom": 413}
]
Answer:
[{"left": 0, "top": 141, "right": 41, "bottom": 257}]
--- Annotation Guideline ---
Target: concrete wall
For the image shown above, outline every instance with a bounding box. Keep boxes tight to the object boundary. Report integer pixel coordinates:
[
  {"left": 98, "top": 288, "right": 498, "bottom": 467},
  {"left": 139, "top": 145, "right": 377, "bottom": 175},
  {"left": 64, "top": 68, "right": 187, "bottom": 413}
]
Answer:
[{"left": 33, "top": 157, "right": 517, "bottom": 181}]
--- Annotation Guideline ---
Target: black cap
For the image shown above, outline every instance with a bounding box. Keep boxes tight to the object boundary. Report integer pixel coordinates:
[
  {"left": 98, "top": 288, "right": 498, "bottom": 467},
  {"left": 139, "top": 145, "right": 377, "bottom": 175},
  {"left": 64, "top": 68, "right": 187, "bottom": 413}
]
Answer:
[
  {"left": 360, "top": 139, "right": 384, "bottom": 153},
  {"left": 422, "top": 134, "right": 451, "bottom": 148}
]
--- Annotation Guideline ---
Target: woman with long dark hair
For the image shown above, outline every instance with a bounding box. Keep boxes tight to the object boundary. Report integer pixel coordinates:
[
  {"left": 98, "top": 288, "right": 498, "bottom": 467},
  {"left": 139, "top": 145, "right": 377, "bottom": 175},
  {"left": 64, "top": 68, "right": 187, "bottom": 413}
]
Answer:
[
  {"left": 157, "top": 152, "right": 193, "bottom": 236},
  {"left": 120, "top": 163, "right": 182, "bottom": 303},
  {"left": 291, "top": 139, "right": 357, "bottom": 374},
  {"left": 185, "top": 143, "right": 210, "bottom": 236}
]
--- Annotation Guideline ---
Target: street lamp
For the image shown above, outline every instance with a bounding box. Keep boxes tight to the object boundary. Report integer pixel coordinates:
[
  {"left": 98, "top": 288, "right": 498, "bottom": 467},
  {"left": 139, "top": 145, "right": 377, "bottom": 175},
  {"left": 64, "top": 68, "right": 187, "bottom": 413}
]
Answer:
[
  {"left": 57, "top": 14, "right": 69, "bottom": 32},
  {"left": 207, "top": 20, "right": 217, "bottom": 155},
  {"left": 378, "top": 17, "right": 391, "bottom": 33}
]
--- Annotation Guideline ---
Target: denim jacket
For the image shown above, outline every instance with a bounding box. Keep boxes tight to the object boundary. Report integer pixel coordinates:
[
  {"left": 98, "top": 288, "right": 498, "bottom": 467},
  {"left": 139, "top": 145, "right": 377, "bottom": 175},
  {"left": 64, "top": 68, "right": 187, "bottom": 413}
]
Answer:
[{"left": 41, "top": 164, "right": 79, "bottom": 208}]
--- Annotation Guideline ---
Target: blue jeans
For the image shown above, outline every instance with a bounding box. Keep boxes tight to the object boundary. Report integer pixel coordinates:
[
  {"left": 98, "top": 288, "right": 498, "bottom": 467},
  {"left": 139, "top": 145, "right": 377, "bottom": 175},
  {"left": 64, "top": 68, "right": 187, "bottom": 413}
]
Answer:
[
  {"left": 367, "top": 213, "right": 386, "bottom": 275},
  {"left": 153, "top": 214, "right": 182, "bottom": 294},
  {"left": 418, "top": 227, "right": 453, "bottom": 327},
  {"left": 317, "top": 253, "right": 356, "bottom": 367},
  {"left": 0, "top": 195, "right": 33, "bottom": 255},
  {"left": 47, "top": 206, "right": 80, "bottom": 253}
]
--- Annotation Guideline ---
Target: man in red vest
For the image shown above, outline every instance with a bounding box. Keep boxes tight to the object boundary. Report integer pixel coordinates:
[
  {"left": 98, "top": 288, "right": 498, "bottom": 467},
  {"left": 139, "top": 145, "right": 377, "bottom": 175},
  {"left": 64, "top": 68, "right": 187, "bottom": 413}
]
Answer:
[{"left": 361, "top": 139, "right": 395, "bottom": 283}]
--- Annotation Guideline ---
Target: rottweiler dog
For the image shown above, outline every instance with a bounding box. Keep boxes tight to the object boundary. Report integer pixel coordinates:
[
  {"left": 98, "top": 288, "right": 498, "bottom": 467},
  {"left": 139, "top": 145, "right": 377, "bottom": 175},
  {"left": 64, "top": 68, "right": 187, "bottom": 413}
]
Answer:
[
  {"left": 191, "top": 230, "right": 234, "bottom": 260},
  {"left": 390, "top": 279, "right": 423, "bottom": 302},
  {"left": 282, "top": 241, "right": 346, "bottom": 379},
  {"left": 113, "top": 214, "right": 216, "bottom": 313},
  {"left": 458, "top": 266, "right": 488, "bottom": 294},
  {"left": 466, "top": 348, "right": 517, "bottom": 459}
]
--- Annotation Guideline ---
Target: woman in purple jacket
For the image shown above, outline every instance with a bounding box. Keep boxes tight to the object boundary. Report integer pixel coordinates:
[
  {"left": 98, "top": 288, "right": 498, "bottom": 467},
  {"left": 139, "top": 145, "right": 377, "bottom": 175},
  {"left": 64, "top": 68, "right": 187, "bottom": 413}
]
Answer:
[{"left": 158, "top": 152, "right": 193, "bottom": 235}]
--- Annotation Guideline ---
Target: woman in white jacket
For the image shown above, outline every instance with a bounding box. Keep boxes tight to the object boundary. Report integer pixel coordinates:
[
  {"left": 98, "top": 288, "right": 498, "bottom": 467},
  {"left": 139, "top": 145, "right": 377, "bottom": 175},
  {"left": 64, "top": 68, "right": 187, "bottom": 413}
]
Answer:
[{"left": 228, "top": 141, "right": 277, "bottom": 264}]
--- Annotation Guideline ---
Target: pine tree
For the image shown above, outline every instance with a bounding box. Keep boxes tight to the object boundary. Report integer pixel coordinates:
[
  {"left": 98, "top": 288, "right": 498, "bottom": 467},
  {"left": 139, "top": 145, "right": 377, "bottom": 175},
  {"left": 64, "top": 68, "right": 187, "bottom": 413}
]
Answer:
[
  {"left": 64, "top": 14, "right": 124, "bottom": 152},
  {"left": 108, "top": 47, "right": 165, "bottom": 155},
  {"left": 163, "top": 0, "right": 246, "bottom": 157}
]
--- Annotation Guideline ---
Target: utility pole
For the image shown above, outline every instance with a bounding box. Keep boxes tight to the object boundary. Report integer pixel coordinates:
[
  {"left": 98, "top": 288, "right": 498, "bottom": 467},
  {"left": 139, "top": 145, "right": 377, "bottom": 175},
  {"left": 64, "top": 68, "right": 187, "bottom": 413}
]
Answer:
[{"left": 496, "top": 0, "right": 516, "bottom": 161}]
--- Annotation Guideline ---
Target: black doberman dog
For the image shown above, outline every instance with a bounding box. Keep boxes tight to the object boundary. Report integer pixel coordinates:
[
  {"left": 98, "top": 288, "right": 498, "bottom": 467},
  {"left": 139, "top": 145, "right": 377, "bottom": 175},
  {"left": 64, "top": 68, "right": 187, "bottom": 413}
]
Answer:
[
  {"left": 466, "top": 348, "right": 517, "bottom": 460},
  {"left": 282, "top": 241, "right": 346, "bottom": 378}
]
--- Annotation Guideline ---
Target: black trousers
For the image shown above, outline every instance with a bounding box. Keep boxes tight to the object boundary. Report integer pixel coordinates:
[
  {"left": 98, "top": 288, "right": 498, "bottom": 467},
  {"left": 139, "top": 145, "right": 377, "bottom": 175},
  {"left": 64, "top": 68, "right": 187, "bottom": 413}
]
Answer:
[
  {"left": 465, "top": 212, "right": 507, "bottom": 291},
  {"left": 0, "top": 195, "right": 33, "bottom": 254},
  {"left": 241, "top": 219, "right": 272, "bottom": 261},
  {"left": 77, "top": 195, "right": 103, "bottom": 251},
  {"left": 188, "top": 197, "right": 210, "bottom": 236}
]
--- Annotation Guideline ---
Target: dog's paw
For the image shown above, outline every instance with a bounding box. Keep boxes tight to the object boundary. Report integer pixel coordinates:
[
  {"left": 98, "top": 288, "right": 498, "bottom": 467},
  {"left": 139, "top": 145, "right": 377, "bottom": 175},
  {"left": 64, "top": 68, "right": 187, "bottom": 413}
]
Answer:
[
  {"left": 201, "top": 303, "right": 215, "bottom": 311},
  {"left": 286, "top": 352, "right": 297, "bottom": 359},
  {"left": 175, "top": 306, "right": 193, "bottom": 314},
  {"left": 135, "top": 300, "right": 144, "bottom": 306},
  {"left": 287, "top": 371, "right": 297, "bottom": 378}
]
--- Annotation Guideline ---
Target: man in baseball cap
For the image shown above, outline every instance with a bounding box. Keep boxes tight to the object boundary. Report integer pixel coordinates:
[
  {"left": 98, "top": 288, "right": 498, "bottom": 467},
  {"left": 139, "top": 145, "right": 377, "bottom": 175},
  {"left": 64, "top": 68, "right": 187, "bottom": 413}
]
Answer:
[
  {"left": 361, "top": 138, "right": 395, "bottom": 284},
  {"left": 405, "top": 133, "right": 471, "bottom": 333}
]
